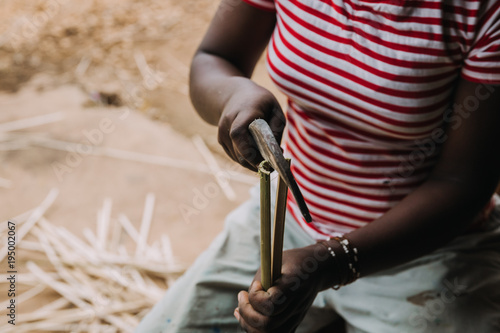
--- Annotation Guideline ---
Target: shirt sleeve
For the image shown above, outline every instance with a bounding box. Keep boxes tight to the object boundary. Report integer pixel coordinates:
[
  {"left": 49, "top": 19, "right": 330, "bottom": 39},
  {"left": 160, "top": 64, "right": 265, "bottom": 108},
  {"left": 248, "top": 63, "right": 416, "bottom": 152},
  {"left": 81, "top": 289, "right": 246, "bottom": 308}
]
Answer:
[
  {"left": 462, "top": 2, "right": 500, "bottom": 84},
  {"left": 241, "top": 0, "right": 276, "bottom": 12}
]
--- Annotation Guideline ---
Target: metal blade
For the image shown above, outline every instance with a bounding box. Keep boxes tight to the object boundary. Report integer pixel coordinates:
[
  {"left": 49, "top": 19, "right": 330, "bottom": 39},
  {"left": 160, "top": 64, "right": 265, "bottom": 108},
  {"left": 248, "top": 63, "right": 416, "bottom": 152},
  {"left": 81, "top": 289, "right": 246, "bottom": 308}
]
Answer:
[{"left": 249, "top": 119, "right": 312, "bottom": 223}]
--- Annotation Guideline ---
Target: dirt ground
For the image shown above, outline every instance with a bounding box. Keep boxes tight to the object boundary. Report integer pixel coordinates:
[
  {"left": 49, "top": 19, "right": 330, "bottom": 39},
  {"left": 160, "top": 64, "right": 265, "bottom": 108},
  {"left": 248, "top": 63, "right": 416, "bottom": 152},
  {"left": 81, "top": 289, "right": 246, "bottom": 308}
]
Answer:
[{"left": 0, "top": 0, "right": 285, "bottom": 330}]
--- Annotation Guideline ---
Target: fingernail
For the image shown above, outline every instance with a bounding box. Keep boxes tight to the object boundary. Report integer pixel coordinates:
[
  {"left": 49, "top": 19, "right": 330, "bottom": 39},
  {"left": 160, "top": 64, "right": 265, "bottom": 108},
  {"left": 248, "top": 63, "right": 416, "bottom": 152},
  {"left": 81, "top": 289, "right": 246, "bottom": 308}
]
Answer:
[
  {"left": 237, "top": 292, "right": 243, "bottom": 302},
  {"left": 234, "top": 308, "right": 240, "bottom": 320}
]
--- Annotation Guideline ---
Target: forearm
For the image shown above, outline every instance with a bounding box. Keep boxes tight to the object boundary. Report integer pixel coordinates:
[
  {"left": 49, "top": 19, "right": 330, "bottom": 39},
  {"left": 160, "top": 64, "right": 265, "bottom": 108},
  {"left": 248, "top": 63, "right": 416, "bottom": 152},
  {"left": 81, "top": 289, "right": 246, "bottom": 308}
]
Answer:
[
  {"left": 347, "top": 175, "right": 496, "bottom": 276},
  {"left": 189, "top": 52, "right": 251, "bottom": 125},
  {"left": 312, "top": 175, "right": 497, "bottom": 291},
  {"left": 188, "top": 1, "right": 276, "bottom": 126}
]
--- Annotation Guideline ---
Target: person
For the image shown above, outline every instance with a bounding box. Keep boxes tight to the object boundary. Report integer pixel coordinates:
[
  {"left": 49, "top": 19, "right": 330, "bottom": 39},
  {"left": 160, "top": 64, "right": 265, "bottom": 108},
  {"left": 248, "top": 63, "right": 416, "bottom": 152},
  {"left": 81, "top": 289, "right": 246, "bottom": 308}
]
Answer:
[{"left": 136, "top": 0, "right": 500, "bottom": 332}]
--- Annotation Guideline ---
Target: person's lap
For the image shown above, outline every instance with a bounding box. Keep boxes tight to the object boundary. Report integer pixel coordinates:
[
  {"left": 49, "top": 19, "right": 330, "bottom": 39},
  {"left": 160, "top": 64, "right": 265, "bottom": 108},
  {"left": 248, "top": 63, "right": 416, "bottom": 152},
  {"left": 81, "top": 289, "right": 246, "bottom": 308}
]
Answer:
[
  {"left": 330, "top": 202, "right": 500, "bottom": 333},
  {"left": 136, "top": 186, "right": 500, "bottom": 333},
  {"left": 135, "top": 185, "right": 339, "bottom": 332}
]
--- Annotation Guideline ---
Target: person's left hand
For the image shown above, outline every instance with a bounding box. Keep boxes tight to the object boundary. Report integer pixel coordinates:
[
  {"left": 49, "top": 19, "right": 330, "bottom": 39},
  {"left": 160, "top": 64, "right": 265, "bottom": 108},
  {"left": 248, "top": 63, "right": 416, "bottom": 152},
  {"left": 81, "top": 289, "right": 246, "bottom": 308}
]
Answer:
[{"left": 234, "top": 244, "right": 338, "bottom": 332}]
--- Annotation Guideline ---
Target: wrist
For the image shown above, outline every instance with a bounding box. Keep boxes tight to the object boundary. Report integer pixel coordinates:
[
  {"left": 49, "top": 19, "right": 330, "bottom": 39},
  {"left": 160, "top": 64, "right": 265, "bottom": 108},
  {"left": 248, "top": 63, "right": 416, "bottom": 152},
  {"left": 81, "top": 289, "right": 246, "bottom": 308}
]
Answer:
[
  {"left": 307, "top": 242, "right": 345, "bottom": 291},
  {"left": 315, "top": 236, "right": 360, "bottom": 290}
]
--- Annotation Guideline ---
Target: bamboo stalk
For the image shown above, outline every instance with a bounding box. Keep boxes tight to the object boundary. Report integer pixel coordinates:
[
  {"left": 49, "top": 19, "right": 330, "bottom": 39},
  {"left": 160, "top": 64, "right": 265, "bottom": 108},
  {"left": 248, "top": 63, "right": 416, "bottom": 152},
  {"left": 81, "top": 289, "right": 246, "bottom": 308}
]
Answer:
[
  {"left": 259, "top": 161, "right": 272, "bottom": 291},
  {"left": 271, "top": 160, "right": 290, "bottom": 283}
]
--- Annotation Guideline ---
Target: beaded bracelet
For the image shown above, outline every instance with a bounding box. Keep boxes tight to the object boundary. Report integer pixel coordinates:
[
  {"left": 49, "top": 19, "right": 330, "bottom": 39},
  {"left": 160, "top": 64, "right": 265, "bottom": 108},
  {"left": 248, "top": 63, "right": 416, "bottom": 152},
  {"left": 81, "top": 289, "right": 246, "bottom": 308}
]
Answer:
[
  {"left": 318, "top": 241, "right": 341, "bottom": 290},
  {"left": 318, "top": 236, "right": 361, "bottom": 289},
  {"left": 332, "top": 236, "right": 360, "bottom": 284}
]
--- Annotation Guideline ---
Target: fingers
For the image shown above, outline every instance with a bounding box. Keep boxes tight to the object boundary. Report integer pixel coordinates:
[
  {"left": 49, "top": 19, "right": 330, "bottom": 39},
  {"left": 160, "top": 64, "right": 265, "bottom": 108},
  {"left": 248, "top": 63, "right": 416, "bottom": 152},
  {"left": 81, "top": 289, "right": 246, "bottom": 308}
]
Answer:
[
  {"left": 247, "top": 281, "right": 278, "bottom": 316},
  {"left": 236, "top": 291, "right": 272, "bottom": 332},
  {"left": 218, "top": 113, "right": 262, "bottom": 171},
  {"left": 217, "top": 89, "right": 286, "bottom": 171},
  {"left": 236, "top": 280, "right": 312, "bottom": 333}
]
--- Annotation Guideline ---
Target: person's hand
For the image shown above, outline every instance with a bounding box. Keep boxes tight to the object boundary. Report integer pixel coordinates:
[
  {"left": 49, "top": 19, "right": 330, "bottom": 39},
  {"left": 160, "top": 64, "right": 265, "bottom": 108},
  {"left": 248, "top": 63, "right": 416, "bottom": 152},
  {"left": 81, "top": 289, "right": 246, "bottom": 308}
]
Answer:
[
  {"left": 217, "top": 79, "right": 285, "bottom": 171},
  {"left": 234, "top": 244, "right": 338, "bottom": 332}
]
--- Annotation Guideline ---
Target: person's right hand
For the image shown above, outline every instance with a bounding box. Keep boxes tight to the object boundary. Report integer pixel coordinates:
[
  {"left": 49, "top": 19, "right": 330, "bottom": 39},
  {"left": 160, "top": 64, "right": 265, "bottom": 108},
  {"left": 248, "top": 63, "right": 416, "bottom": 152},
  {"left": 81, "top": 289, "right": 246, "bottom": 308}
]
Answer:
[{"left": 217, "top": 78, "right": 286, "bottom": 171}]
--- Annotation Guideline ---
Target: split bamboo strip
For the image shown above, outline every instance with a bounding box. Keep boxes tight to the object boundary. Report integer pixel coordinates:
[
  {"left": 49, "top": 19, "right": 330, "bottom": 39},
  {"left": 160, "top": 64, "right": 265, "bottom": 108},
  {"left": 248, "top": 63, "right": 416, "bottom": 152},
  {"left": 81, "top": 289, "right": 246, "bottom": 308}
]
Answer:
[
  {"left": 0, "top": 321, "right": 95, "bottom": 333},
  {"left": 0, "top": 140, "right": 30, "bottom": 151},
  {"left": 271, "top": 160, "right": 290, "bottom": 283},
  {"left": 118, "top": 244, "right": 129, "bottom": 258},
  {"left": 121, "top": 312, "right": 140, "bottom": 327},
  {"left": 12, "top": 134, "right": 257, "bottom": 184},
  {"left": 0, "top": 112, "right": 64, "bottom": 132},
  {"left": 36, "top": 221, "right": 75, "bottom": 264},
  {"left": 0, "top": 273, "right": 58, "bottom": 285},
  {"left": 0, "top": 284, "right": 45, "bottom": 314},
  {"left": 26, "top": 262, "right": 152, "bottom": 329},
  {"left": 50, "top": 223, "right": 100, "bottom": 265},
  {"left": 98, "top": 198, "right": 113, "bottom": 251},
  {"left": 161, "top": 234, "right": 175, "bottom": 267},
  {"left": 109, "top": 218, "right": 122, "bottom": 253},
  {"left": 142, "top": 274, "right": 165, "bottom": 298},
  {"left": 0, "top": 188, "right": 59, "bottom": 262},
  {"left": 129, "top": 268, "right": 147, "bottom": 291},
  {"left": 105, "top": 314, "right": 133, "bottom": 333},
  {"left": 118, "top": 214, "right": 140, "bottom": 244},
  {"left": 83, "top": 227, "right": 98, "bottom": 249},
  {"left": 34, "top": 226, "right": 95, "bottom": 301},
  {"left": 17, "top": 299, "right": 147, "bottom": 327},
  {"left": 0, "top": 192, "right": 184, "bottom": 330},
  {"left": 259, "top": 161, "right": 272, "bottom": 291},
  {"left": 27, "top": 298, "right": 70, "bottom": 321},
  {"left": 146, "top": 241, "right": 163, "bottom": 262},
  {"left": 136, "top": 193, "right": 155, "bottom": 258},
  {"left": 18, "top": 240, "right": 44, "bottom": 252},
  {"left": 27, "top": 261, "right": 93, "bottom": 311},
  {"left": 0, "top": 208, "right": 34, "bottom": 233}
]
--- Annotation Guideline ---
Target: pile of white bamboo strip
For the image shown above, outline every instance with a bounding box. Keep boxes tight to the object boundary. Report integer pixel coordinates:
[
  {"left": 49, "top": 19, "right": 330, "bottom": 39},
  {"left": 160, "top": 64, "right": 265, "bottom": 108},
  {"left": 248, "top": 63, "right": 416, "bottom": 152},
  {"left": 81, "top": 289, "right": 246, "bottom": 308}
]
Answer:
[{"left": 0, "top": 189, "right": 184, "bottom": 333}]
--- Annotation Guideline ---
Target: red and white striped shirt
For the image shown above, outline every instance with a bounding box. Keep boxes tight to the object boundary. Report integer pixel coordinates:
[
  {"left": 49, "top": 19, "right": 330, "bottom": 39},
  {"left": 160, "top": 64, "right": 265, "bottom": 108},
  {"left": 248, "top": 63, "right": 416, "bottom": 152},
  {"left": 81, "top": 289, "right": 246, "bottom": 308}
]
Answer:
[{"left": 242, "top": 0, "right": 500, "bottom": 240}]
